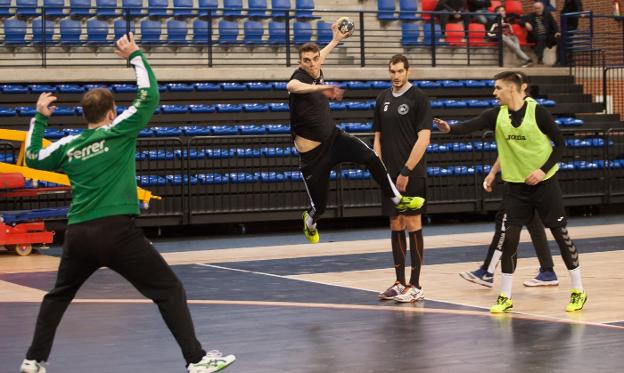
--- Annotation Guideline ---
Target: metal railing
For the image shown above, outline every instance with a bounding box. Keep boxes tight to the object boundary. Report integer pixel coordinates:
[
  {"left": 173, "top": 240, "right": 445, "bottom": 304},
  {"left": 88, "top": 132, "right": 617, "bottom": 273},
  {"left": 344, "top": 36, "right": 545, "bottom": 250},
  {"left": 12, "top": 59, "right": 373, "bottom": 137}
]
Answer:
[{"left": 0, "top": 7, "right": 504, "bottom": 67}]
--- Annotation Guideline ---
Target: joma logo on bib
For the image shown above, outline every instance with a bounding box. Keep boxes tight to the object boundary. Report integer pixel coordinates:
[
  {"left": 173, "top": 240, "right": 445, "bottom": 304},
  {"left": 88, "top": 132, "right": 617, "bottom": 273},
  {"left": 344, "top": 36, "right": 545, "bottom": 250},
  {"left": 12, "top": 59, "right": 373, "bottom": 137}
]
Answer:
[
  {"left": 506, "top": 134, "right": 526, "bottom": 141},
  {"left": 68, "top": 140, "right": 109, "bottom": 162}
]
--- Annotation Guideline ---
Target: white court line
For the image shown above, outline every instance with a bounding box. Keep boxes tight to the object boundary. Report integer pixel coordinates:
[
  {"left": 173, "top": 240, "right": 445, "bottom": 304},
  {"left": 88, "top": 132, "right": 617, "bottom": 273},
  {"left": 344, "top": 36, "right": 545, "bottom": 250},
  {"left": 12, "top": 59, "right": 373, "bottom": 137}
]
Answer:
[{"left": 195, "top": 263, "right": 618, "bottom": 330}]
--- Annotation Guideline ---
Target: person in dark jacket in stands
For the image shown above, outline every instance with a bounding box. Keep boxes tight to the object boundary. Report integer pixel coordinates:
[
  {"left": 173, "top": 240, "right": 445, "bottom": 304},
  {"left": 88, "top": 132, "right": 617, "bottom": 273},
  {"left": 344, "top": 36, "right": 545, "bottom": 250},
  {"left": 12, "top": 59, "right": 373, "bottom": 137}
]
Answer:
[
  {"left": 435, "top": 0, "right": 467, "bottom": 38},
  {"left": 467, "top": 0, "right": 492, "bottom": 25},
  {"left": 523, "top": 1, "right": 561, "bottom": 64}
]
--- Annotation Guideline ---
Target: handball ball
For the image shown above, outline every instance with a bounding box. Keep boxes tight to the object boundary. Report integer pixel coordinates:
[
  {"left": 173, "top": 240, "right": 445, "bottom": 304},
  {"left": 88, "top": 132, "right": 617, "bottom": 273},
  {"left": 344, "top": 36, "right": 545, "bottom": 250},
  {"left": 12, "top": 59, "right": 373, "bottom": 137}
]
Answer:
[{"left": 337, "top": 17, "right": 355, "bottom": 36}]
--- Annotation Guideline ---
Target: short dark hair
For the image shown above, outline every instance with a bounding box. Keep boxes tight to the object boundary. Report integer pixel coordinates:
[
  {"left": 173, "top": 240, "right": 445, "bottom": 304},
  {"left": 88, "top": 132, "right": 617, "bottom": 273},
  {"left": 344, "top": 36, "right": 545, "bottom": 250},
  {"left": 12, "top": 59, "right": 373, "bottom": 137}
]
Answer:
[
  {"left": 298, "top": 42, "right": 320, "bottom": 59},
  {"left": 493, "top": 70, "right": 530, "bottom": 90},
  {"left": 81, "top": 88, "right": 115, "bottom": 124},
  {"left": 389, "top": 54, "right": 409, "bottom": 70}
]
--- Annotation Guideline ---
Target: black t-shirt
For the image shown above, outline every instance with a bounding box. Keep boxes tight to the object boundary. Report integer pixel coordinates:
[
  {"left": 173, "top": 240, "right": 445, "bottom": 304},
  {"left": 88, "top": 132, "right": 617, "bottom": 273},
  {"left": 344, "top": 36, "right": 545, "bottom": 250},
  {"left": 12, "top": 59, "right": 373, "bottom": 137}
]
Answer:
[
  {"left": 373, "top": 86, "right": 432, "bottom": 177},
  {"left": 288, "top": 68, "right": 336, "bottom": 142},
  {"left": 451, "top": 99, "right": 564, "bottom": 173}
]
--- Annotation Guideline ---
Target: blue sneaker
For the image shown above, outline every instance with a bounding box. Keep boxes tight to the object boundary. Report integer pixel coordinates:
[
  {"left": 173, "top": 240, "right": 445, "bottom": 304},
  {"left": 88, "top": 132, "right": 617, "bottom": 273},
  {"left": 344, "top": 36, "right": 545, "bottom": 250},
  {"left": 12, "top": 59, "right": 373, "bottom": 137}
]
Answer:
[
  {"left": 523, "top": 267, "right": 559, "bottom": 287},
  {"left": 459, "top": 267, "right": 494, "bottom": 288}
]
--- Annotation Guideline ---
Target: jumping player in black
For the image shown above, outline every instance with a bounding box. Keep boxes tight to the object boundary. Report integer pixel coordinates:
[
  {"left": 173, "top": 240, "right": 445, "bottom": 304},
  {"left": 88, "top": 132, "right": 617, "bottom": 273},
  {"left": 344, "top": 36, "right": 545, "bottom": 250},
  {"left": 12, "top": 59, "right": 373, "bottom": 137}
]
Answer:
[{"left": 287, "top": 22, "right": 424, "bottom": 244}]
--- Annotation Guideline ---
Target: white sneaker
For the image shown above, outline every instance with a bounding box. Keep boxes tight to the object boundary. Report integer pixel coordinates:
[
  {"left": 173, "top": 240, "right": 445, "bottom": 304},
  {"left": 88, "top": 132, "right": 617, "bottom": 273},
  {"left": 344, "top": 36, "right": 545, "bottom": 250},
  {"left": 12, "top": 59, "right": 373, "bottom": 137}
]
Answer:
[
  {"left": 188, "top": 350, "right": 236, "bottom": 373},
  {"left": 378, "top": 281, "right": 405, "bottom": 300},
  {"left": 393, "top": 286, "right": 424, "bottom": 303},
  {"left": 19, "top": 359, "right": 46, "bottom": 373}
]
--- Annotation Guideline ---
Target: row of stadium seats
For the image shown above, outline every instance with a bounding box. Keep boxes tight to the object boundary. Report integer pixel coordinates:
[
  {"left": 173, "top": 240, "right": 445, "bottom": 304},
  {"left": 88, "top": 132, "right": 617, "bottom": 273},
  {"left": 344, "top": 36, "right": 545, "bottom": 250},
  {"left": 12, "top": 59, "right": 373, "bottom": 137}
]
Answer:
[
  {"left": 2, "top": 17, "right": 333, "bottom": 46},
  {"left": 0, "top": 0, "right": 315, "bottom": 20},
  {"left": 0, "top": 98, "right": 556, "bottom": 117},
  {"left": 0, "top": 79, "right": 495, "bottom": 93}
]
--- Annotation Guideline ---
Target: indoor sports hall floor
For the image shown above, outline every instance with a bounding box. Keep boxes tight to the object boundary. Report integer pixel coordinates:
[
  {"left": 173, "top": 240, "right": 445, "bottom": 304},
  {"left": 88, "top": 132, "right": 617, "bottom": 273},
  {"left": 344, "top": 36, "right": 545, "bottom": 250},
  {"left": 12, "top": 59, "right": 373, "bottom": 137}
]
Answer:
[{"left": 1, "top": 214, "right": 623, "bottom": 372}]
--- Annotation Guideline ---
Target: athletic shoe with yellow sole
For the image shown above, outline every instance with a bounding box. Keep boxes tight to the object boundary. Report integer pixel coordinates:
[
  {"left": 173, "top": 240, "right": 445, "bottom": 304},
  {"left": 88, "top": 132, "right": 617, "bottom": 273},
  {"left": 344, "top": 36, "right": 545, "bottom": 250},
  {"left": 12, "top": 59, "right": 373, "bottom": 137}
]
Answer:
[
  {"left": 490, "top": 293, "right": 513, "bottom": 313},
  {"left": 395, "top": 196, "right": 425, "bottom": 213},
  {"left": 565, "top": 289, "right": 588, "bottom": 312},
  {"left": 302, "top": 211, "right": 319, "bottom": 244}
]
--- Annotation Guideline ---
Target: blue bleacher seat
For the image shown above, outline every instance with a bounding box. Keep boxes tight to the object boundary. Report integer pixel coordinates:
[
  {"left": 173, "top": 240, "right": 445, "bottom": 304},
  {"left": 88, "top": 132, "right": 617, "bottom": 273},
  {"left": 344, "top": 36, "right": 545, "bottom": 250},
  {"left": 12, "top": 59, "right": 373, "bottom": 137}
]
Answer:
[
  {"left": 2, "top": 84, "right": 29, "bottom": 93},
  {"left": 31, "top": 17, "right": 55, "bottom": 45},
  {"left": 316, "top": 20, "right": 332, "bottom": 45},
  {"left": 192, "top": 19, "right": 211, "bottom": 44},
  {"left": 151, "top": 127, "right": 183, "bottom": 137},
  {"left": 58, "top": 83, "right": 84, "bottom": 93},
  {"left": 346, "top": 102, "right": 369, "bottom": 111},
  {"left": 269, "top": 102, "right": 289, "bottom": 111},
  {"left": 443, "top": 99, "right": 467, "bottom": 108},
  {"left": 211, "top": 125, "right": 238, "bottom": 135},
  {"left": 399, "top": 0, "right": 418, "bottom": 20},
  {"left": 173, "top": 0, "right": 194, "bottom": 17},
  {"left": 441, "top": 80, "right": 464, "bottom": 88},
  {"left": 194, "top": 82, "right": 219, "bottom": 91},
  {"left": 161, "top": 104, "right": 188, "bottom": 113},
  {"left": 29, "top": 84, "right": 57, "bottom": 93},
  {"left": 52, "top": 106, "right": 77, "bottom": 116},
  {"left": 95, "top": 0, "right": 118, "bottom": 17},
  {"left": 423, "top": 23, "right": 442, "bottom": 46},
  {"left": 215, "top": 103, "right": 242, "bottom": 112},
  {"left": 120, "top": 0, "right": 143, "bottom": 17},
  {"left": 44, "top": 128, "right": 65, "bottom": 138},
  {"left": 293, "top": 21, "right": 312, "bottom": 45},
  {"left": 265, "top": 124, "right": 290, "bottom": 133},
  {"left": 371, "top": 81, "right": 392, "bottom": 89},
  {"left": 221, "top": 82, "right": 246, "bottom": 90},
  {"left": 330, "top": 102, "right": 346, "bottom": 111},
  {"left": 248, "top": 0, "right": 270, "bottom": 18},
  {"left": 271, "top": 0, "right": 290, "bottom": 18},
  {"left": 113, "top": 18, "right": 136, "bottom": 40},
  {"left": 295, "top": 0, "right": 319, "bottom": 19},
  {"left": 181, "top": 126, "right": 211, "bottom": 136},
  {"left": 242, "top": 103, "right": 269, "bottom": 112},
  {"left": 0, "top": 108, "right": 17, "bottom": 116},
  {"left": 167, "top": 83, "right": 194, "bottom": 91},
  {"left": 556, "top": 117, "right": 583, "bottom": 127},
  {"left": 377, "top": 0, "right": 397, "bottom": 20},
  {"left": 243, "top": 20, "right": 264, "bottom": 44},
  {"left": 430, "top": 99, "right": 444, "bottom": 108},
  {"left": 238, "top": 125, "right": 266, "bottom": 134},
  {"left": 268, "top": 21, "right": 286, "bottom": 45},
  {"left": 464, "top": 79, "right": 487, "bottom": 88},
  {"left": 86, "top": 18, "right": 109, "bottom": 44},
  {"left": 271, "top": 81, "right": 287, "bottom": 90},
  {"left": 59, "top": 17, "right": 82, "bottom": 45},
  {"left": 167, "top": 19, "right": 188, "bottom": 44},
  {"left": 536, "top": 98, "right": 556, "bottom": 107},
  {"left": 247, "top": 82, "right": 272, "bottom": 90},
  {"left": 401, "top": 22, "right": 419, "bottom": 46},
  {"left": 198, "top": 0, "right": 218, "bottom": 17},
  {"left": 16, "top": 0, "right": 38, "bottom": 17},
  {"left": 43, "top": 0, "right": 66, "bottom": 16},
  {"left": 0, "top": 0, "right": 11, "bottom": 17},
  {"left": 417, "top": 80, "right": 441, "bottom": 88},
  {"left": 344, "top": 81, "right": 370, "bottom": 90},
  {"left": 218, "top": 20, "right": 239, "bottom": 44},
  {"left": 4, "top": 19, "right": 27, "bottom": 45},
  {"left": 140, "top": 19, "right": 162, "bottom": 44},
  {"left": 189, "top": 104, "right": 216, "bottom": 113},
  {"left": 223, "top": 0, "right": 243, "bottom": 18},
  {"left": 70, "top": 0, "right": 92, "bottom": 16},
  {"left": 147, "top": 0, "right": 168, "bottom": 17},
  {"left": 466, "top": 99, "right": 490, "bottom": 108},
  {"left": 110, "top": 83, "right": 136, "bottom": 92}
]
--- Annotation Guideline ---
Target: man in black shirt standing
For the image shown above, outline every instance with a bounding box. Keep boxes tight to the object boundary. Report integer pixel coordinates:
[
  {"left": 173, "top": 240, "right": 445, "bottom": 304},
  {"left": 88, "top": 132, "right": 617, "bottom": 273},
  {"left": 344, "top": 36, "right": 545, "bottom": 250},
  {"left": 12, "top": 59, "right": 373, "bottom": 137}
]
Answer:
[
  {"left": 373, "top": 55, "right": 431, "bottom": 303},
  {"left": 287, "top": 22, "right": 424, "bottom": 244}
]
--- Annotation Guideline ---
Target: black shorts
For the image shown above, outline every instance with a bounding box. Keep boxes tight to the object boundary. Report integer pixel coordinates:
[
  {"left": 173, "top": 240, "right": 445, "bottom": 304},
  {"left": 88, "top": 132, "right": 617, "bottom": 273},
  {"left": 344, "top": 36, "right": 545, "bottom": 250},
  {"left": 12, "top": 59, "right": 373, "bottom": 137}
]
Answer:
[
  {"left": 503, "top": 175, "right": 567, "bottom": 228},
  {"left": 381, "top": 175, "right": 427, "bottom": 217}
]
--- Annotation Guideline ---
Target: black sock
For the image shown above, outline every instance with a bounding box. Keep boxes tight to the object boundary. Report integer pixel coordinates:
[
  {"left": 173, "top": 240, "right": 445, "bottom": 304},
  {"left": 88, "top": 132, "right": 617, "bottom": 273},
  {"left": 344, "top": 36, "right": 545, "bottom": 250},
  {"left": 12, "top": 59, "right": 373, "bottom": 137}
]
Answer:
[
  {"left": 391, "top": 230, "right": 407, "bottom": 285},
  {"left": 408, "top": 229, "right": 424, "bottom": 288}
]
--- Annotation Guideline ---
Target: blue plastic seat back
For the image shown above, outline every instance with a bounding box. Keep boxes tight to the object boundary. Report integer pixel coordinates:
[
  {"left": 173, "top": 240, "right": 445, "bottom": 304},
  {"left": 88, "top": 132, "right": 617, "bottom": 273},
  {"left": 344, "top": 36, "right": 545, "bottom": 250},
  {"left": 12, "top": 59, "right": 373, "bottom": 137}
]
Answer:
[
  {"left": 86, "top": 18, "right": 109, "bottom": 44},
  {"left": 218, "top": 20, "right": 239, "bottom": 44},
  {"left": 69, "top": 0, "right": 91, "bottom": 16},
  {"left": 401, "top": 22, "right": 419, "bottom": 46},
  {"left": 148, "top": 0, "right": 168, "bottom": 17},
  {"left": 293, "top": 21, "right": 312, "bottom": 45},
  {"left": 167, "top": 19, "right": 188, "bottom": 43},
  {"left": 316, "top": 20, "right": 332, "bottom": 45},
  {"left": 173, "top": 0, "right": 194, "bottom": 17},
  {"left": 244, "top": 20, "right": 264, "bottom": 44},
  {"left": 141, "top": 19, "right": 162, "bottom": 44},
  {"left": 295, "top": 0, "right": 318, "bottom": 19},
  {"left": 223, "top": 0, "right": 243, "bottom": 17},
  {"left": 377, "top": 0, "right": 397, "bottom": 20},
  {"left": 43, "top": 0, "right": 66, "bottom": 16},
  {"left": 113, "top": 18, "right": 136, "bottom": 40},
  {"left": 423, "top": 23, "right": 442, "bottom": 46},
  {"left": 59, "top": 18, "right": 82, "bottom": 44},
  {"left": 121, "top": 0, "right": 143, "bottom": 16},
  {"left": 268, "top": 21, "right": 286, "bottom": 44},
  {"left": 198, "top": 0, "right": 217, "bottom": 17},
  {"left": 399, "top": 0, "right": 418, "bottom": 20},
  {"left": 95, "top": 0, "right": 118, "bottom": 17},
  {"left": 16, "top": 0, "right": 38, "bottom": 17},
  {"left": 31, "top": 17, "right": 55, "bottom": 44},
  {"left": 271, "top": 0, "right": 290, "bottom": 18},
  {"left": 0, "top": 0, "right": 11, "bottom": 16},
  {"left": 248, "top": 0, "right": 269, "bottom": 18},
  {"left": 5, "top": 19, "right": 27, "bottom": 45},
  {"left": 192, "top": 19, "right": 211, "bottom": 44}
]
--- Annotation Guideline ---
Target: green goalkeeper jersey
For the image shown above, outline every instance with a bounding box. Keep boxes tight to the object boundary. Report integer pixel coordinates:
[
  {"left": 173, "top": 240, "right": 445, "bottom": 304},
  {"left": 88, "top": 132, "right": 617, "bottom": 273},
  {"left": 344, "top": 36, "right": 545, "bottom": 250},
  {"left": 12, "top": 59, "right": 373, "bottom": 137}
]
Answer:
[{"left": 25, "top": 50, "right": 159, "bottom": 225}]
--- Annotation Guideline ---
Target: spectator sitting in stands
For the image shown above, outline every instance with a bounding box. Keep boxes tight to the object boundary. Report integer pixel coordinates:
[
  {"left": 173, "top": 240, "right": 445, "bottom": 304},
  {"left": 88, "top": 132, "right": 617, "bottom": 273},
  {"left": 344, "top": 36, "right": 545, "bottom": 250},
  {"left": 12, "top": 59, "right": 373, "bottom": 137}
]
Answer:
[
  {"left": 467, "top": 0, "right": 493, "bottom": 25},
  {"left": 488, "top": 6, "right": 533, "bottom": 67},
  {"left": 523, "top": 1, "right": 560, "bottom": 65},
  {"left": 435, "top": 0, "right": 467, "bottom": 38}
]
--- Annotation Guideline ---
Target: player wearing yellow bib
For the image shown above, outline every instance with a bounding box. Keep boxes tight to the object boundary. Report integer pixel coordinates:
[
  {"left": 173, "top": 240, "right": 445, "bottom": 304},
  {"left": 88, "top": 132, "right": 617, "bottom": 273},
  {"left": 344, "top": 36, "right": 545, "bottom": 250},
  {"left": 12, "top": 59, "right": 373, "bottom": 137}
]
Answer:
[{"left": 436, "top": 71, "right": 587, "bottom": 313}]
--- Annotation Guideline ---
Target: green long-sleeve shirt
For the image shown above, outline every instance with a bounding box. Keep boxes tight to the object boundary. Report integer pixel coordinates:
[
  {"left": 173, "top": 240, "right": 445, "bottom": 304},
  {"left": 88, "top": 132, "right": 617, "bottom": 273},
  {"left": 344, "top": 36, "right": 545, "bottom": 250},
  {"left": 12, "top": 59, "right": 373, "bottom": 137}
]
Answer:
[{"left": 25, "top": 50, "right": 159, "bottom": 224}]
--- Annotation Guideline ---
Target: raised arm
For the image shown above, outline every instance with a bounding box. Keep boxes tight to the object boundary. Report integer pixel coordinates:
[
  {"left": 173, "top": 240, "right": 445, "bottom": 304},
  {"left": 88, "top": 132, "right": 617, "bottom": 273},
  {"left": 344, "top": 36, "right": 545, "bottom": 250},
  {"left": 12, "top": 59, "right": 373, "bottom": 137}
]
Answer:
[
  {"left": 319, "top": 21, "right": 350, "bottom": 64},
  {"left": 25, "top": 93, "right": 69, "bottom": 171}
]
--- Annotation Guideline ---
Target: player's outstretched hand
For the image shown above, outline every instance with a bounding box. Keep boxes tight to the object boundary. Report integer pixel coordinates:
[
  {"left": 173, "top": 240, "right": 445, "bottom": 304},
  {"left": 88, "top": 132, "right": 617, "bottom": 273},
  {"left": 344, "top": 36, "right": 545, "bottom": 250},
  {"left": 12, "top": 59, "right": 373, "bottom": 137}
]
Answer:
[
  {"left": 115, "top": 32, "right": 139, "bottom": 59},
  {"left": 483, "top": 172, "right": 495, "bottom": 192},
  {"left": 36, "top": 92, "right": 57, "bottom": 117},
  {"left": 322, "top": 86, "right": 345, "bottom": 101},
  {"left": 331, "top": 21, "right": 349, "bottom": 42},
  {"left": 434, "top": 118, "right": 451, "bottom": 133}
]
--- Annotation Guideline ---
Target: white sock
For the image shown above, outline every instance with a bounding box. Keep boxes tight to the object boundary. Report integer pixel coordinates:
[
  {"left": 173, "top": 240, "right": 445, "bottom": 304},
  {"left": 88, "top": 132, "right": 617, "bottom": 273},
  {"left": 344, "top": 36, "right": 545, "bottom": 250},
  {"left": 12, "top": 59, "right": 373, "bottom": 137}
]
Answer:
[
  {"left": 306, "top": 215, "right": 316, "bottom": 230},
  {"left": 501, "top": 273, "right": 513, "bottom": 298},
  {"left": 487, "top": 250, "right": 502, "bottom": 274},
  {"left": 391, "top": 196, "right": 401, "bottom": 204},
  {"left": 569, "top": 267, "right": 583, "bottom": 292}
]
